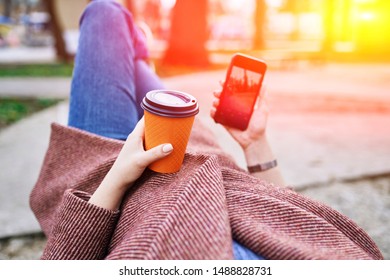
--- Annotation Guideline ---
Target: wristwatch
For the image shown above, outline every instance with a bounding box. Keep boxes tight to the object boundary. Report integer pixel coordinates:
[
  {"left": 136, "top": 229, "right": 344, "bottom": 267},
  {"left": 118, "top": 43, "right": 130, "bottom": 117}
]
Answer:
[{"left": 247, "top": 159, "right": 277, "bottom": 173}]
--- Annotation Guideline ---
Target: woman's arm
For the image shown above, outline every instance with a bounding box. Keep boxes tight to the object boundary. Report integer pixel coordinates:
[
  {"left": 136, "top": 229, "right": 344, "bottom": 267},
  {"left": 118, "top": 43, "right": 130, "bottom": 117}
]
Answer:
[
  {"left": 41, "top": 118, "right": 171, "bottom": 260},
  {"left": 210, "top": 88, "right": 285, "bottom": 186},
  {"left": 242, "top": 135, "right": 285, "bottom": 185},
  {"left": 89, "top": 117, "right": 173, "bottom": 210}
]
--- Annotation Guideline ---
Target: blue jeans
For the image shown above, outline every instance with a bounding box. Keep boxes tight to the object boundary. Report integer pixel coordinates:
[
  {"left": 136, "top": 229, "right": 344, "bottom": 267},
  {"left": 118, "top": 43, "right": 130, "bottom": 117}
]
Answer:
[
  {"left": 68, "top": 0, "right": 263, "bottom": 260},
  {"left": 68, "top": 0, "right": 164, "bottom": 140}
]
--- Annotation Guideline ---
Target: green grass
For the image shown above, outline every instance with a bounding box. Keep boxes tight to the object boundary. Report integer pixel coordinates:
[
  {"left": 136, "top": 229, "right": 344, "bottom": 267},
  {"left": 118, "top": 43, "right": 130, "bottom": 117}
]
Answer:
[
  {"left": 0, "top": 61, "right": 226, "bottom": 78},
  {"left": 0, "top": 63, "right": 74, "bottom": 77},
  {"left": 0, "top": 98, "right": 63, "bottom": 130},
  {"left": 0, "top": 60, "right": 225, "bottom": 130}
]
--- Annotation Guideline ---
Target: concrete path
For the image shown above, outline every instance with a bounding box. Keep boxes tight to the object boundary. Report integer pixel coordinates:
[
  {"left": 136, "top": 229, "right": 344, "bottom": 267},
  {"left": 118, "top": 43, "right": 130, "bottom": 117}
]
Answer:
[
  {"left": 0, "top": 46, "right": 56, "bottom": 64},
  {"left": 0, "top": 102, "right": 68, "bottom": 236},
  {"left": 1, "top": 62, "right": 390, "bottom": 258},
  {"left": 0, "top": 77, "right": 71, "bottom": 98}
]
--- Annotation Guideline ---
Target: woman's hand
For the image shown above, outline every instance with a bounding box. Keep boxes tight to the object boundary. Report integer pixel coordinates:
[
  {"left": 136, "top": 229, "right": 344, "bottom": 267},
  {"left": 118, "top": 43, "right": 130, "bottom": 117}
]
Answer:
[
  {"left": 110, "top": 117, "right": 173, "bottom": 187},
  {"left": 89, "top": 117, "right": 173, "bottom": 210},
  {"left": 210, "top": 85, "right": 284, "bottom": 185},
  {"left": 210, "top": 85, "right": 269, "bottom": 151}
]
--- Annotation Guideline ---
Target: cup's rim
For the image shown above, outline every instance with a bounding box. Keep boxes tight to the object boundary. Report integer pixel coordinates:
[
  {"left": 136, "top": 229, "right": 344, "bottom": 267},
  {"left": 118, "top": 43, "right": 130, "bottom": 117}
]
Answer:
[{"left": 141, "top": 89, "right": 199, "bottom": 118}]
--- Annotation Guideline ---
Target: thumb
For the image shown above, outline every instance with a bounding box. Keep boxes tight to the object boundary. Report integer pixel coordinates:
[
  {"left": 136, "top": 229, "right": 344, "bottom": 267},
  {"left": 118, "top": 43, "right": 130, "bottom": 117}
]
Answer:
[{"left": 141, "top": 143, "right": 173, "bottom": 167}]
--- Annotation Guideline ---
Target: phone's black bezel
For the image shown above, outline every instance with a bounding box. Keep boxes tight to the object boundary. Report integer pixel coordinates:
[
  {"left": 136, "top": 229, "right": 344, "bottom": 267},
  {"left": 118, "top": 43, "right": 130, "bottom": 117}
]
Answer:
[{"left": 215, "top": 53, "right": 267, "bottom": 131}]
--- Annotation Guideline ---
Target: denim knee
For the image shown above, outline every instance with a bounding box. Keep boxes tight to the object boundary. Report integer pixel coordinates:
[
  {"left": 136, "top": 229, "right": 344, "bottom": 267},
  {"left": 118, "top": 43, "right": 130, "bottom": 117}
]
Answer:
[
  {"left": 80, "top": 0, "right": 148, "bottom": 60},
  {"left": 80, "top": 0, "right": 130, "bottom": 30}
]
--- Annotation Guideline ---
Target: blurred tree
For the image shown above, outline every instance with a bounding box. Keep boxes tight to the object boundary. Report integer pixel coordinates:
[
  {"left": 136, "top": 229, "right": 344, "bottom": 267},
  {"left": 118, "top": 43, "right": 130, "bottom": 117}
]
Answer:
[
  {"left": 143, "top": 0, "right": 161, "bottom": 36},
  {"left": 43, "top": 0, "right": 70, "bottom": 62},
  {"left": 340, "top": 0, "right": 352, "bottom": 42},
  {"left": 122, "top": 0, "right": 136, "bottom": 16},
  {"left": 285, "top": 0, "right": 301, "bottom": 40},
  {"left": 3, "top": 0, "right": 12, "bottom": 18},
  {"left": 321, "top": 0, "right": 335, "bottom": 54},
  {"left": 281, "top": 0, "right": 311, "bottom": 40},
  {"left": 253, "top": 0, "right": 267, "bottom": 50},
  {"left": 163, "top": 0, "right": 209, "bottom": 67}
]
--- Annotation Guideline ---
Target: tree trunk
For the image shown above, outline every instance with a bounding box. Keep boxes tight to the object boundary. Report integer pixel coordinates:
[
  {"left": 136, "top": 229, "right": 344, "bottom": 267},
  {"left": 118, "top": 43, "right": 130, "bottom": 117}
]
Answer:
[
  {"left": 123, "top": 0, "right": 136, "bottom": 17},
  {"left": 43, "top": 0, "right": 69, "bottom": 62},
  {"left": 322, "top": 0, "right": 335, "bottom": 53},
  {"left": 253, "top": 0, "right": 267, "bottom": 50},
  {"left": 290, "top": 0, "right": 301, "bottom": 40},
  {"left": 162, "top": 0, "right": 209, "bottom": 67},
  {"left": 3, "top": 0, "right": 12, "bottom": 18}
]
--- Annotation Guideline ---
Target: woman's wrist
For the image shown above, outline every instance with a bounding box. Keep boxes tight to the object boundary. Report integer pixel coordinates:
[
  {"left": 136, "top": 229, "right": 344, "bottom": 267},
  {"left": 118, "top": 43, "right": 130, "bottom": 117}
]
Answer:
[
  {"left": 243, "top": 134, "right": 275, "bottom": 166},
  {"left": 243, "top": 134, "right": 285, "bottom": 185},
  {"left": 88, "top": 167, "right": 131, "bottom": 211},
  {"left": 104, "top": 166, "right": 131, "bottom": 192}
]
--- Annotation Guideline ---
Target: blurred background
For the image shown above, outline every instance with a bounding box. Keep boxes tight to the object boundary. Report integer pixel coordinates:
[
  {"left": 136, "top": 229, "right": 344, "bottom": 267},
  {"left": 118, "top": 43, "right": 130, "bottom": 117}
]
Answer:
[
  {"left": 0, "top": 0, "right": 389, "bottom": 259},
  {"left": 1, "top": 0, "right": 390, "bottom": 63}
]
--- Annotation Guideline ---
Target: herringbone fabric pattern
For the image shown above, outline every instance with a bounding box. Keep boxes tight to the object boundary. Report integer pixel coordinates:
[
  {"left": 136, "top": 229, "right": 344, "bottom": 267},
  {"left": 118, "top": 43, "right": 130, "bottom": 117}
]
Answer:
[{"left": 30, "top": 122, "right": 383, "bottom": 260}]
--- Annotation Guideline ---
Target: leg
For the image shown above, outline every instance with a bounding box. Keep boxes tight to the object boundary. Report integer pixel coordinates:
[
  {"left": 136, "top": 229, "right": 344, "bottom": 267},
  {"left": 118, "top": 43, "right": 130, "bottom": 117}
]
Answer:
[
  {"left": 233, "top": 240, "right": 265, "bottom": 260},
  {"left": 68, "top": 0, "right": 164, "bottom": 140}
]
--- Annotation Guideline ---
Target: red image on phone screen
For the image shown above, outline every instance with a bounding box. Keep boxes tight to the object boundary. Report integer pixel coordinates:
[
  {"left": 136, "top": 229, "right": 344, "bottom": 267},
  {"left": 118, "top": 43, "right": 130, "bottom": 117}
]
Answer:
[{"left": 214, "top": 53, "right": 267, "bottom": 131}]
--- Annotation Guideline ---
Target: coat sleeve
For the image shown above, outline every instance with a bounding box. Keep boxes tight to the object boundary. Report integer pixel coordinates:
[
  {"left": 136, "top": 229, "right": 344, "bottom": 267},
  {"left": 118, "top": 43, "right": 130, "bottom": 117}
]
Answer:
[{"left": 41, "top": 189, "right": 120, "bottom": 260}]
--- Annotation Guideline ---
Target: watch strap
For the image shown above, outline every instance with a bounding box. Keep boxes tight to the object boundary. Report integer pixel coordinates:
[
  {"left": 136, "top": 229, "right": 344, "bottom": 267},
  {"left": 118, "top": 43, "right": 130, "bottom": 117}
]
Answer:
[{"left": 247, "top": 159, "right": 278, "bottom": 173}]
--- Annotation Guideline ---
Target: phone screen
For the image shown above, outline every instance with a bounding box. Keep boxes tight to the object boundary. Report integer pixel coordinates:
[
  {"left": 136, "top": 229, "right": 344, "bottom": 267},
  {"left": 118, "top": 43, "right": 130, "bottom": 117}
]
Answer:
[{"left": 218, "top": 66, "right": 263, "bottom": 129}]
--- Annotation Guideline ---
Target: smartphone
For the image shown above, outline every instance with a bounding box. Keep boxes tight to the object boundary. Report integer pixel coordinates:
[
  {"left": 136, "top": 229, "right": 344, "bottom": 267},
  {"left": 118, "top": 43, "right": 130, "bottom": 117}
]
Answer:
[{"left": 214, "top": 53, "right": 267, "bottom": 131}]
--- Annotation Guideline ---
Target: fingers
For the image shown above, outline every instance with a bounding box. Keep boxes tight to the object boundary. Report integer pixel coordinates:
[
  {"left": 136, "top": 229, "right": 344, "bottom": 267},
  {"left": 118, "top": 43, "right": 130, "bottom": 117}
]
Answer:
[
  {"left": 213, "top": 89, "right": 221, "bottom": 98},
  {"left": 212, "top": 91, "right": 220, "bottom": 108},
  {"left": 140, "top": 143, "right": 173, "bottom": 167},
  {"left": 212, "top": 98, "right": 219, "bottom": 108},
  {"left": 210, "top": 107, "right": 216, "bottom": 118},
  {"left": 129, "top": 116, "right": 145, "bottom": 140},
  {"left": 210, "top": 89, "right": 221, "bottom": 119}
]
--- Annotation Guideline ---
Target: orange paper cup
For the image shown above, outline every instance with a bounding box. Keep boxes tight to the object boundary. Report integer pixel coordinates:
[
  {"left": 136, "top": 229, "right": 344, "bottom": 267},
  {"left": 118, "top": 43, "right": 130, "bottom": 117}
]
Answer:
[{"left": 141, "top": 90, "right": 199, "bottom": 173}]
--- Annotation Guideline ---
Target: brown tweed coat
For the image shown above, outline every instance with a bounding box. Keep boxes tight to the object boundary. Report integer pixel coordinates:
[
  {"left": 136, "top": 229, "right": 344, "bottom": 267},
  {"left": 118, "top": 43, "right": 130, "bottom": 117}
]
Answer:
[{"left": 30, "top": 121, "right": 383, "bottom": 260}]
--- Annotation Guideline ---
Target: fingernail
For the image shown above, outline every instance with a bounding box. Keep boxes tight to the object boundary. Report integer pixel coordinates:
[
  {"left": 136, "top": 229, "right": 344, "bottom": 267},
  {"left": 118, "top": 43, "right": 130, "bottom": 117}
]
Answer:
[{"left": 162, "top": 144, "right": 173, "bottom": 153}]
